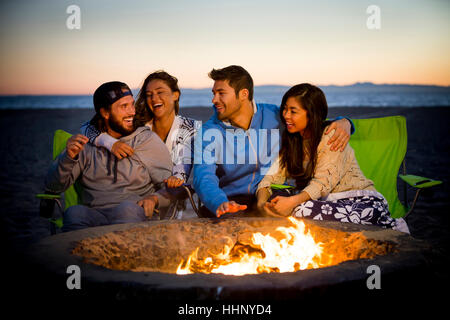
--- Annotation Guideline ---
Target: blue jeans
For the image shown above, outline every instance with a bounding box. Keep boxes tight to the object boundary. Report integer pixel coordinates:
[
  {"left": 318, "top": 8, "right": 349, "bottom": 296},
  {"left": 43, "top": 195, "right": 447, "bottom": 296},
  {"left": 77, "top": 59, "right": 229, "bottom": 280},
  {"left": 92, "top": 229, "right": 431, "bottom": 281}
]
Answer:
[{"left": 62, "top": 201, "right": 147, "bottom": 232}]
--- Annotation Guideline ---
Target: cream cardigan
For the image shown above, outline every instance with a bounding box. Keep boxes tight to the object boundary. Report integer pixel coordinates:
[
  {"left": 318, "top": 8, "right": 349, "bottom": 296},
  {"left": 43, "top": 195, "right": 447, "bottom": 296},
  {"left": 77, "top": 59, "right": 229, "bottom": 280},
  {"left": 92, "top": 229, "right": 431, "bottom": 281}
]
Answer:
[{"left": 257, "top": 128, "right": 376, "bottom": 200}]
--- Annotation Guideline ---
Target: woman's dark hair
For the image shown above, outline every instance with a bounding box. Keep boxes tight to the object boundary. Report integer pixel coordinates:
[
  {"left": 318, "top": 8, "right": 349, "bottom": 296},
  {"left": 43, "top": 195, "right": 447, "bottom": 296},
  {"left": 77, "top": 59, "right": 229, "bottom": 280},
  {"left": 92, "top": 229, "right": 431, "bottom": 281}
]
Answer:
[
  {"left": 279, "top": 83, "right": 330, "bottom": 190},
  {"left": 134, "top": 70, "right": 181, "bottom": 127}
]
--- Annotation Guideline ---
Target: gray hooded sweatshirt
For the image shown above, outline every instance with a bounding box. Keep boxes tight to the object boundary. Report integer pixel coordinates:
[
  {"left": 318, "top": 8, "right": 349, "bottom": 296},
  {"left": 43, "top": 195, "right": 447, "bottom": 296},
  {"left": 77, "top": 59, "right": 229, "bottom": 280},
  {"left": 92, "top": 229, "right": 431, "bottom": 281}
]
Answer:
[{"left": 45, "top": 126, "right": 173, "bottom": 209}]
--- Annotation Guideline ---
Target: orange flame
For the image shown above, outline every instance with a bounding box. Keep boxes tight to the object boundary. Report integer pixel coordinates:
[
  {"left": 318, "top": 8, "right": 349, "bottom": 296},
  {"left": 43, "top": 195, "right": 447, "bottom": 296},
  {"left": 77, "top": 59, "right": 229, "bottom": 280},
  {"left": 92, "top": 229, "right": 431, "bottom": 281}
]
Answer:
[{"left": 176, "top": 217, "right": 325, "bottom": 276}]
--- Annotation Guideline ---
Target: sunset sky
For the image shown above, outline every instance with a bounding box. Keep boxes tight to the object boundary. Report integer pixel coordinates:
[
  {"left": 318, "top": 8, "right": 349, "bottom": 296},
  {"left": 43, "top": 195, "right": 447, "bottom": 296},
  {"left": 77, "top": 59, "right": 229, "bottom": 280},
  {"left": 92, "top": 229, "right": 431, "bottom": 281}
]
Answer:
[{"left": 0, "top": 0, "right": 449, "bottom": 95}]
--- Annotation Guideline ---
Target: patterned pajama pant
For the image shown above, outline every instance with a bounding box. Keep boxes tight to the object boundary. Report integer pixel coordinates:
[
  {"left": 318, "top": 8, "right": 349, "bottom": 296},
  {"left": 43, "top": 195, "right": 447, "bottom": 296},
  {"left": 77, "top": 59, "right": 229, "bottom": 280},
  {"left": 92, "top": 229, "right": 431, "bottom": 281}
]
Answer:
[{"left": 292, "top": 194, "right": 397, "bottom": 229}]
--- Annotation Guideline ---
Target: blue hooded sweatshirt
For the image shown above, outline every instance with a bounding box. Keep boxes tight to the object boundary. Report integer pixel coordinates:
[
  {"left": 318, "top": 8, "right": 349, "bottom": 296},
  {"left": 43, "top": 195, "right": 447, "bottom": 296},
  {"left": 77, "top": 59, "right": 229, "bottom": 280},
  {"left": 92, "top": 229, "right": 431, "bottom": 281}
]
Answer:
[{"left": 193, "top": 103, "right": 282, "bottom": 214}]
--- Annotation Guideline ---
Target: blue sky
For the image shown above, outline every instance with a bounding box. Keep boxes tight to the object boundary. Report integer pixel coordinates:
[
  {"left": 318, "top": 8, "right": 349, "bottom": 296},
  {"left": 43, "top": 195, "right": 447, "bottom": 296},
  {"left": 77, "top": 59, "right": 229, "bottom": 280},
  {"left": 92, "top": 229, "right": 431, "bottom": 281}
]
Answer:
[{"left": 0, "top": 0, "right": 448, "bottom": 94}]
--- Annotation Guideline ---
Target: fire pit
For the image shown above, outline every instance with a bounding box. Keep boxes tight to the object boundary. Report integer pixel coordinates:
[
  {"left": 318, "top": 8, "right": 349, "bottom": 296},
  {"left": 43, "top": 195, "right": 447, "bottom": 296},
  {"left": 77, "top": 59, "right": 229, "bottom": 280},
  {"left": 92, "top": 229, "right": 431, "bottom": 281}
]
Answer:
[
  {"left": 26, "top": 217, "right": 429, "bottom": 301},
  {"left": 72, "top": 217, "right": 394, "bottom": 275}
]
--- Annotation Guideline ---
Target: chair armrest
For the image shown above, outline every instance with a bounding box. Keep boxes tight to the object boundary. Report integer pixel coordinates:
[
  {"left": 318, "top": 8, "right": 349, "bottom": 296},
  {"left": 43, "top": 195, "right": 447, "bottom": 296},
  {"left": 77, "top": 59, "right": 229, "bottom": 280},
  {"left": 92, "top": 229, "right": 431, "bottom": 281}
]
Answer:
[
  {"left": 36, "top": 193, "right": 61, "bottom": 200},
  {"left": 36, "top": 193, "right": 62, "bottom": 219},
  {"left": 399, "top": 174, "right": 442, "bottom": 189},
  {"left": 270, "top": 184, "right": 295, "bottom": 190}
]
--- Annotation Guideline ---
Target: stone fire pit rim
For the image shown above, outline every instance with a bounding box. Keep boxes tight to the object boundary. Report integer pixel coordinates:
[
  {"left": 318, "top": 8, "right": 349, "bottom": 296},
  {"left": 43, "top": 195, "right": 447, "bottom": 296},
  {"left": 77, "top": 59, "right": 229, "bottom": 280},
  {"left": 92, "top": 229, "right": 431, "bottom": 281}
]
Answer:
[{"left": 25, "top": 217, "right": 428, "bottom": 292}]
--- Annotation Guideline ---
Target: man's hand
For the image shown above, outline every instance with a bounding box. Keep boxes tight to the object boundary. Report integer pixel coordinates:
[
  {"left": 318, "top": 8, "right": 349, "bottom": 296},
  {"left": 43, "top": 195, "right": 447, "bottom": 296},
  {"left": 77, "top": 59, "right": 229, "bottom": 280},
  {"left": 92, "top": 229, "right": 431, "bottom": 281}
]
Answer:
[
  {"left": 165, "top": 176, "right": 184, "bottom": 188},
  {"left": 66, "top": 134, "right": 89, "bottom": 159},
  {"left": 265, "top": 195, "right": 297, "bottom": 217},
  {"left": 138, "top": 195, "right": 158, "bottom": 219},
  {"left": 111, "top": 141, "right": 134, "bottom": 160},
  {"left": 216, "top": 201, "right": 247, "bottom": 218},
  {"left": 325, "top": 118, "right": 351, "bottom": 152}
]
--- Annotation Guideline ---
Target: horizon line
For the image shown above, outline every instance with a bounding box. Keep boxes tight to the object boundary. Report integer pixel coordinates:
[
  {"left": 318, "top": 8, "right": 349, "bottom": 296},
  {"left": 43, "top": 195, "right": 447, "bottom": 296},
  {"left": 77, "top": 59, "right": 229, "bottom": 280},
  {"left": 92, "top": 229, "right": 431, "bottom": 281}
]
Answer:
[{"left": 1, "top": 81, "right": 449, "bottom": 96}]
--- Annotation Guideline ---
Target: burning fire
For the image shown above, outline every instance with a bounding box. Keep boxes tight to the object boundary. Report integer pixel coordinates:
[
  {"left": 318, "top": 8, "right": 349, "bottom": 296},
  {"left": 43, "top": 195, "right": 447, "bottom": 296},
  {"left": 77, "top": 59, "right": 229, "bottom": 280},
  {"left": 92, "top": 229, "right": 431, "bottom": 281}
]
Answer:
[{"left": 177, "top": 217, "right": 328, "bottom": 276}]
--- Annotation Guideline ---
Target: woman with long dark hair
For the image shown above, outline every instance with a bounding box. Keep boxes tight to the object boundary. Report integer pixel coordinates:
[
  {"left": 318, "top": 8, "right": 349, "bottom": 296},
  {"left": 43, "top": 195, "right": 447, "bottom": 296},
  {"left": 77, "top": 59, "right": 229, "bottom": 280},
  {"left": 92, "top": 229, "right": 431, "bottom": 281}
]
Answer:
[{"left": 256, "top": 83, "right": 408, "bottom": 232}]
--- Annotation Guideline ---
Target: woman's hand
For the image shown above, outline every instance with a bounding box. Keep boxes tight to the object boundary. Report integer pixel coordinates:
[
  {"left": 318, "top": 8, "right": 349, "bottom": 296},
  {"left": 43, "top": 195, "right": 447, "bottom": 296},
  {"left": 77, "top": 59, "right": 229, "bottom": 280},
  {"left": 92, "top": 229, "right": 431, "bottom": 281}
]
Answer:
[
  {"left": 256, "top": 188, "right": 280, "bottom": 217},
  {"left": 256, "top": 188, "right": 270, "bottom": 209},
  {"left": 111, "top": 141, "right": 134, "bottom": 160},
  {"left": 164, "top": 176, "right": 184, "bottom": 188},
  {"left": 265, "top": 195, "right": 298, "bottom": 217}
]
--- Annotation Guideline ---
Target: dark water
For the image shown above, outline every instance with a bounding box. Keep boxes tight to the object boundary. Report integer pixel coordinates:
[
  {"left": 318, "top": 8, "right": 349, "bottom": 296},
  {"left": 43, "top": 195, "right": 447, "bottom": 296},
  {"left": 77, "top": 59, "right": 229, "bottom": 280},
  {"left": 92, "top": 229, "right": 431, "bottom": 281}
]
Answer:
[{"left": 1, "top": 84, "right": 449, "bottom": 109}]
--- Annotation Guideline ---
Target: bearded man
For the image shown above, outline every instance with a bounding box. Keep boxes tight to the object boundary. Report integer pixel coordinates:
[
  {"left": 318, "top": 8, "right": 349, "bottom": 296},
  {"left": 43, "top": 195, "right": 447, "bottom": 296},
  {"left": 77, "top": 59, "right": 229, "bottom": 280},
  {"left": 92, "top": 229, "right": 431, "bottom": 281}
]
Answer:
[{"left": 44, "top": 81, "right": 173, "bottom": 232}]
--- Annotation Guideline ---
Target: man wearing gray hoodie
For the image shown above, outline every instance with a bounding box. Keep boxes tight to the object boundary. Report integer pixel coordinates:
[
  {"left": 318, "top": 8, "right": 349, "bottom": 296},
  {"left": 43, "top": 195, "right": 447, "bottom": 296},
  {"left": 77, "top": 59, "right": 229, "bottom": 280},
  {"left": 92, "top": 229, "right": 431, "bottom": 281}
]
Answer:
[{"left": 45, "top": 81, "right": 173, "bottom": 232}]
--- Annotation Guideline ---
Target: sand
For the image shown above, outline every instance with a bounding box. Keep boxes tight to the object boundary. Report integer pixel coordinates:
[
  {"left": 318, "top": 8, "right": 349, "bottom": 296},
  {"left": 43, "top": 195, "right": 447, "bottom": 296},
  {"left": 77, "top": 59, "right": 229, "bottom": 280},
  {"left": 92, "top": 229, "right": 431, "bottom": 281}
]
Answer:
[{"left": 0, "top": 106, "right": 449, "bottom": 305}]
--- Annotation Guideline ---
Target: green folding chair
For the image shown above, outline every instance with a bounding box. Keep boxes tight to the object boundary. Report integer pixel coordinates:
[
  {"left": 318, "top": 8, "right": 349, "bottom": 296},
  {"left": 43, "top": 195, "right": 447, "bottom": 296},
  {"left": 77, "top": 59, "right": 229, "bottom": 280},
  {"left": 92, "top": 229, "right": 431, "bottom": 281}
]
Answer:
[
  {"left": 350, "top": 116, "right": 441, "bottom": 218},
  {"left": 36, "top": 130, "right": 80, "bottom": 234},
  {"left": 272, "top": 116, "right": 442, "bottom": 219}
]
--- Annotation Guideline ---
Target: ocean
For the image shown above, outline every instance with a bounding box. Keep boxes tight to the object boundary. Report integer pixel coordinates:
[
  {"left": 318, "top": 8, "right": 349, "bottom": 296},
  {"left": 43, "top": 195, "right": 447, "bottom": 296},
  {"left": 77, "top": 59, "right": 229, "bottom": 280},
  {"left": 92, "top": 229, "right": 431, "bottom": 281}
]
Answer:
[{"left": 1, "top": 83, "right": 449, "bottom": 109}]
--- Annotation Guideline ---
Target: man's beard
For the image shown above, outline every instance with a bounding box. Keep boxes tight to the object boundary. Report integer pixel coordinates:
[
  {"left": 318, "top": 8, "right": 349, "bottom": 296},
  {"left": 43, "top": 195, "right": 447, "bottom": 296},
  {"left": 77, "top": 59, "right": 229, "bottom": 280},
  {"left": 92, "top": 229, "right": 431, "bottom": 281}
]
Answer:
[{"left": 108, "top": 113, "right": 135, "bottom": 137}]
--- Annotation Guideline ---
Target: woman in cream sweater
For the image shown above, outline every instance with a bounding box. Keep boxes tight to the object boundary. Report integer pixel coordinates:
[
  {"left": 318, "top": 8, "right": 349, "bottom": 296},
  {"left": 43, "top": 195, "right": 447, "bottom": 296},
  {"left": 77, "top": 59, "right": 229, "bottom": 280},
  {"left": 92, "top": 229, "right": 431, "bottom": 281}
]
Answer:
[{"left": 256, "top": 83, "right": 408, "bottom": 232}]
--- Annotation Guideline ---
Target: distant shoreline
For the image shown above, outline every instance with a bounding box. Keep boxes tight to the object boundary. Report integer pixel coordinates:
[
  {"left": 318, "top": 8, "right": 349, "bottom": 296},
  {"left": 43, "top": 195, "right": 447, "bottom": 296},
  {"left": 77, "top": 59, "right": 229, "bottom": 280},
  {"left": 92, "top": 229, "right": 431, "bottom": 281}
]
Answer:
[
  {"left": 2, "top": 85, "right": 449, "bottom": 108},
  {"left": 1, "top": 81, "right": 450, "bottom": 96},
  {"left": 1, "top": 104, "right": 449, "bottom": 109},
  {"left": 2, "top": 106, "right": 449, "bottom": 123}
]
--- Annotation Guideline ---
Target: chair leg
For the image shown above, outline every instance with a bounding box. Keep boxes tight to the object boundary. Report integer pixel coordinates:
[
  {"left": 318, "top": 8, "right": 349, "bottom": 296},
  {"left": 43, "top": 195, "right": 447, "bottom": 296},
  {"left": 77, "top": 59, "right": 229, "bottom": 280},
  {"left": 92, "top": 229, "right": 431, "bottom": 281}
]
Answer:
[
  {"left": 404, "top": 188, "right": 422, "bottom": 218},
  {"left": 41, "top": 198, "right": 64, "bottom": 235},
  {"left": 182, "top": 185, "right": 200, "bottom": 217},
  {"left": 48, "top": 221, "right": 55, "bottom": 235},
  {"left": 402, "top": 160, "right": 408, "bottom": 208},
  {"left": 167, "top": 200, "right": 180, "bottom": 220},
  {"left": 51, "top": 199, "right": 64, "bottom": 234},
  {"left": 55, "top": 199, "right": 64, "bottom": 214}
]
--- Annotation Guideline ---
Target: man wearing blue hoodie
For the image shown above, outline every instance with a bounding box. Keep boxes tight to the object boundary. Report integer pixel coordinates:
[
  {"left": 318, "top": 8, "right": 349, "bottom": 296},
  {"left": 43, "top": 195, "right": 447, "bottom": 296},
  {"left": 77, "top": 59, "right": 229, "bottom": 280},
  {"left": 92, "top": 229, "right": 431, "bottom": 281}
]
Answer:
[{"left": 193, "top": 66, "right": 352, "bottom": 218}]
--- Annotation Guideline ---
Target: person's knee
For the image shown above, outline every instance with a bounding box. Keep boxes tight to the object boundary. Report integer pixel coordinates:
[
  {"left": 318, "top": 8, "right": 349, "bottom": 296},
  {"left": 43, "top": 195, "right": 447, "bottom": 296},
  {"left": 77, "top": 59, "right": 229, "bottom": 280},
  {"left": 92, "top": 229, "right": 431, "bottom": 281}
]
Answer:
[
  {"left": 62, "top": 205, "right": 98, "bottom": 232},
  {"left": 111, "top": 201, "right": 146, "bottom": 223},
  {"left": 293, "top": 200, "right": 318, "bottom": 218}
]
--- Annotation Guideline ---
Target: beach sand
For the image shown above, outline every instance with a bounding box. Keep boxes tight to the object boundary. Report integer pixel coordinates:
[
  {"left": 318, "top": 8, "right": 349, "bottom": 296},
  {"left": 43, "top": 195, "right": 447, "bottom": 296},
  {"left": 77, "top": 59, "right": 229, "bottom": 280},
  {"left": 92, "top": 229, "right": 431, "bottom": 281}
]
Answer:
[{"left": 1, "top": 106, "right": 449, "bottom": 306}]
